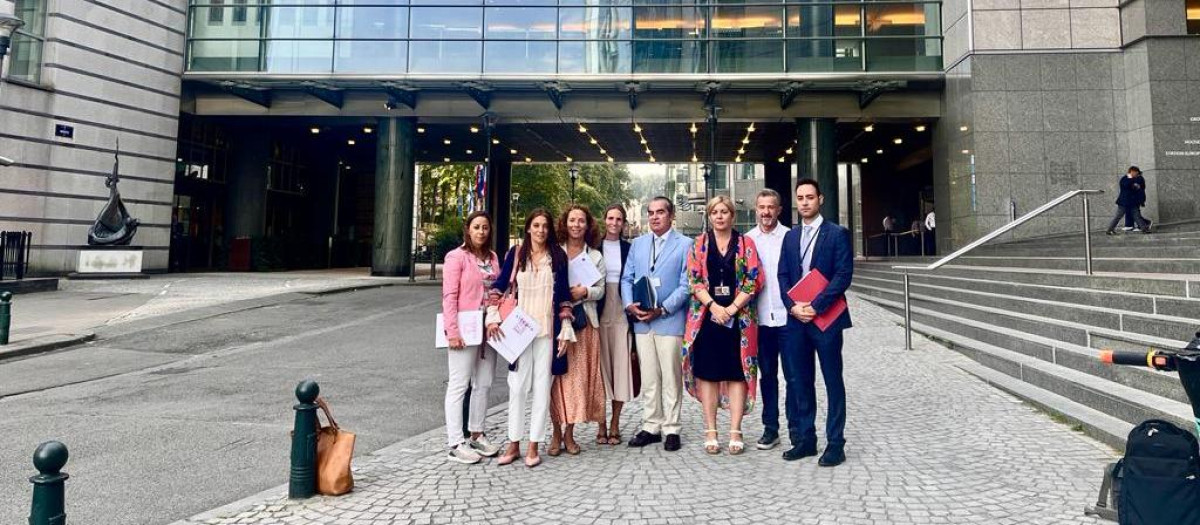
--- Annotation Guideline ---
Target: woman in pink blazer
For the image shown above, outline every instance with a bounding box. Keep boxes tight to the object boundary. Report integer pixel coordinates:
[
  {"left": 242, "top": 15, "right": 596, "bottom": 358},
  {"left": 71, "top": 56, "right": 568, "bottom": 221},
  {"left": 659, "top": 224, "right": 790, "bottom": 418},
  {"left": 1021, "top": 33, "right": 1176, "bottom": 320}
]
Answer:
[{"left": 441, "top": 211, "right": 502, "bottom": 464}]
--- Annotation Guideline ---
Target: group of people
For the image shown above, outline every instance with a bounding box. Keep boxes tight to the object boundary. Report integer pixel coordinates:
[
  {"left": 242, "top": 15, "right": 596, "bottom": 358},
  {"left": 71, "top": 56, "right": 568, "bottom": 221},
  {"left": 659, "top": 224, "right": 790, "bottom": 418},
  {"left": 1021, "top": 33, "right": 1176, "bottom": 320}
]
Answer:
[{"left": 438, "top": 178, "right": 854, "bottom": 469}]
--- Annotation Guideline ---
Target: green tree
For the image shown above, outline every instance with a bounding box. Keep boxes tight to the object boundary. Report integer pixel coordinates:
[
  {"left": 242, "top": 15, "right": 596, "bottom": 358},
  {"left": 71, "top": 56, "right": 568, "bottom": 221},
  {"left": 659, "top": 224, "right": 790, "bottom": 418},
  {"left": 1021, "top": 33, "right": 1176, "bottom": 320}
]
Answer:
[{"left": 508, "top": 163, "right": 632, "bottom": 239}]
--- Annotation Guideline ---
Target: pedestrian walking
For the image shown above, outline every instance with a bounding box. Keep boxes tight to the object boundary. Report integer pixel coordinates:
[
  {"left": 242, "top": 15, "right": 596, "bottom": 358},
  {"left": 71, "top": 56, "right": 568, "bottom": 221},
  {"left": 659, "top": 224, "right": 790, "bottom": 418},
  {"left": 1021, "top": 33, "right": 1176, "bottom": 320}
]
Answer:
[
  {"left": 440, "top": 211, "right": 502, "bottom": 464},
  {"left": 597, "top": 204, "right": 636, "bottom": 445},
  {"left": 778, "top": 178, "right": 854, "bottom": 467},
  {"left": 621, "top": 196, "right": 694, "bottom": 452},
  {"left": 682, "top": 195, "right": 763, "bottom": 455},
  {"left": 1106, "top": 166, "right": 1153, "bottom": 235},
  {"left": 745, "top": 189, "right": 790, "bottom": 450},
  {"left": 549, "top": 205, "right": 607, "bottom": 457},
  {"left": 486, "top": 209, "right": 575, "bottom": 468}
]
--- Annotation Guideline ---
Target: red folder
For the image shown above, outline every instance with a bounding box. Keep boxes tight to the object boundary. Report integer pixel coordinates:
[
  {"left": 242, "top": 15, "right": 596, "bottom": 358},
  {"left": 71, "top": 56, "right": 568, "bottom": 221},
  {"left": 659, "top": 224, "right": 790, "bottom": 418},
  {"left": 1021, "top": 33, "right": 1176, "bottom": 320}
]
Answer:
[{"left": 786, "top": 268, "right": 847, "bottom": 332}]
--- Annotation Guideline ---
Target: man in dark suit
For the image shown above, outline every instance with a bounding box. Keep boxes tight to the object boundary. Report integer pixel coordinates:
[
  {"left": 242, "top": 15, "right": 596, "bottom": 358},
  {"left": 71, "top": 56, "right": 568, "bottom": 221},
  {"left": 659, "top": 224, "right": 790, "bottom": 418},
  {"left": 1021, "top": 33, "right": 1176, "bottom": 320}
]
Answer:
[{"left": 777, "top": 178, "right": 854, "bottom": 467}]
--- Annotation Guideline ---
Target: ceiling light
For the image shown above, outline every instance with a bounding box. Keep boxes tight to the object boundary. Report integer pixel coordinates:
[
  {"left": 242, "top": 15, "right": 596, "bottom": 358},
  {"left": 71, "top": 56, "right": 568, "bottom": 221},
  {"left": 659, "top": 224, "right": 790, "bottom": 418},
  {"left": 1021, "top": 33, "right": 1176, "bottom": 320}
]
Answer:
[
  {"left": 649, "top": 156, "right": 656, "bottom": 163},
  {"left": 607, "top": 156, "right": 614, "bottom": 163},
  {"left": 633, "top": 123, "right": 642, "bottom": 133},
  {"left": 347, "top": 139, "right": 356, "bottom": 145},
  {"left": 466, "top": 149, "right": 473, "bottom": 155},
  {"left": 310, "top": 127, "right": 320, "bottom": 134},
  {"left": 443, "top": 138, "right": 452, "bottom": 145},
  {"left": 690, "top": 123, "right": 698, "bottom": 134},
  {"left": 785, "top": 147, "right": 793, "bottom": 155},
  {"left": 590, "top": 138, "right": 598, "bottom": 145},
  {"left": 861, "top": 158, "right": 869, "bottom": 163},
  {"left": 864, "top": 124, "right": 874, "bottom": 132},
  {"left": 691, "top": 155, "right": 699, "bottom": 163},
  {"left": 876, "top": 149, "right": 884, "bottom": 154},
  {"left": 444, "top": 157, "right": 451, "bottom": 163},
  {"left": 778, "top": 156, "right": 786, "bottom": 163},
  {"left": 645, "top": 149, "right": 652, "bottom": 155},
  {"left": 599, "top": 148, "right": 606, "bottom": 155},
  {"left": 742, "top": 137, "right": 750, "bottom": 144},
  {"left": 510, "top": 149, "right": 518, "bottom": 155},
  {"left": 962, "top": 149, "right": 970, "bottom": 154},
  {"left": 417, "top": 127, "right": 426, "bottom": 133},
  {"left": 640, "top": 138, "right": 647, "bottom": 145},
  {"left": 735, "top": 156, "right": 742, "bottom": 163},
  {"left": 578, "top": 124, "right": 588, "bottom": 133},
  {"left": 893, "top": 138, "right": 903, "bottom": 144},
  {"left": 738, "top": 148, "right": 746, "bottom": 155},
  {"left": 747, "top": 123, "right": 756, "bottom": 132},
  {"left": 960, "top": 125, "right": 969, "bottom": 132},
  {"left": 915, "top": 125, "right": 926, "bottom": 132},
  {"left": 468, "top": 126, "right": 479, "bottom": 134},
  {"left": 525, "top": 157, "right": 532, "bottom": 162},
  {"left": 492, "top": 138, "right": 500, "bottom": 145},
  {"left": 363, "top": 127, "right": 373, "bottom": 134},
  {"left": 565, "top": 156, "right": 573, "bottom": 163}
]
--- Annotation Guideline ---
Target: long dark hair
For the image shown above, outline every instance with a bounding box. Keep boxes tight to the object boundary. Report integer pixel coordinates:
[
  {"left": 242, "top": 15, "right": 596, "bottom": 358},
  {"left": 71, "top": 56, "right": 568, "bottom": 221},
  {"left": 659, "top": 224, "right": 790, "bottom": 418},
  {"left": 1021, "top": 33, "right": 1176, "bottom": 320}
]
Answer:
[
  {"left": 518, "top": 208, "right": 567, "bottom": 273},
  {"left": 603, "top": 203, "right": 627, "bottom": 241},
  {"left": 556, "top": 204, "right": 600, "bottom": 248},
  {"left": 461, "top": 211, "right": 494, "bottom": 260}
]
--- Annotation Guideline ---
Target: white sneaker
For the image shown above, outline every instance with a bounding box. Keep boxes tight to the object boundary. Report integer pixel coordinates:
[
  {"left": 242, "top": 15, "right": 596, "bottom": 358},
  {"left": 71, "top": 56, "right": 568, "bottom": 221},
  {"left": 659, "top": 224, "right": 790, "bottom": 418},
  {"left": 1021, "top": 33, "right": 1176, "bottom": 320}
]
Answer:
[
  {"left": 448, "top": 443, "right": 482, "bottom": 464},
  {"left": 469, "top": 436, "right": 501, "bottom": 457},
  {"left": 1122, "top": 227, "right": 1134, "bottom": 231}
]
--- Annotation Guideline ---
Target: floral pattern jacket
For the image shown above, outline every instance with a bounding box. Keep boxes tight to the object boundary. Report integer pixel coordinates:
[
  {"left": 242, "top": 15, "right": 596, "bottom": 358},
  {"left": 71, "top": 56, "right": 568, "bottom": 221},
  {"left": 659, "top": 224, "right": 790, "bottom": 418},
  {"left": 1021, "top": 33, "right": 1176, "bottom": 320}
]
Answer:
[{"left": 681, "top": 230, "right": 764, "bottom": 411}]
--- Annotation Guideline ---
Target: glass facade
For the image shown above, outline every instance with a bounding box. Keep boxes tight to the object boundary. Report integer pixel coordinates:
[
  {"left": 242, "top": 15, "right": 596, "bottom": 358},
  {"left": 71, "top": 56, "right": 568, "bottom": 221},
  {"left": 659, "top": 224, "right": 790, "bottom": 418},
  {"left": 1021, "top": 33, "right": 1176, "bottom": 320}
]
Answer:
[
  {"left": 186, "top": 0, "right": 941, "bottom": 74},
  {"left": 1188, "top": 0, "right": 1200, "bottom": 35},
  {"left": 8, "top": 0, "right": 47, "bottom": 83}
]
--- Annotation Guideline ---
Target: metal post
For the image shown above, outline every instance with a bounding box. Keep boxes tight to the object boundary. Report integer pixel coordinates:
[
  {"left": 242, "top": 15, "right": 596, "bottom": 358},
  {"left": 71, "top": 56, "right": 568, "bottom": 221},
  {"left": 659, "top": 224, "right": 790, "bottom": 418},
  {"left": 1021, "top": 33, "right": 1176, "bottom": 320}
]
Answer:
[
  {"left": 903, "top": 272, "right": 913, "bottom": 351},
  {"left": 920, "top": 228, "right": 926, "bottom": 257},
  {"left": 1082, "top": 194, "right": 1093, "bottom": 275},
  {"left": 408, "top": 247, "right": 416, "bottom": 283},
  {"left": 430, "top": 254, "right": 436, "bottom": 281},
  {"left": 289, "top": 380, "right": 320, "bottom": 499},
  {"left": 0, "top": 291, "right": 11, "bottom": 345},
  {"left": 28, "top": 441, "right": 69, "bottom": 525}
]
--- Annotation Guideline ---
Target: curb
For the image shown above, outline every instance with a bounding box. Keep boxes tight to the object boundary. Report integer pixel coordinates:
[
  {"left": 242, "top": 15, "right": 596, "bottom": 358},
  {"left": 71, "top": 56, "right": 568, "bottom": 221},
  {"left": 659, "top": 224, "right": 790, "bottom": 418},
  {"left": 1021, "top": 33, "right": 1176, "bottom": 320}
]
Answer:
[
  {"left": 169, "top": 404, "right": 508, "bottom": 525},
  {"left": 0, "top": 332, "right": 95, "bottom": 362}
]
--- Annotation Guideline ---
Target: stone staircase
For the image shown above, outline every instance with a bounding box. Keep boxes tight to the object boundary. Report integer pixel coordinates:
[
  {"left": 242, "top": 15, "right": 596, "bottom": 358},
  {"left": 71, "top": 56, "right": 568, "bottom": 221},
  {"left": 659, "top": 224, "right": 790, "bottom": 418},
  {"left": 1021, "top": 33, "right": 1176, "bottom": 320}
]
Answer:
[{"left": 852, "top": 222, "right": 1200, "bottom": 450}]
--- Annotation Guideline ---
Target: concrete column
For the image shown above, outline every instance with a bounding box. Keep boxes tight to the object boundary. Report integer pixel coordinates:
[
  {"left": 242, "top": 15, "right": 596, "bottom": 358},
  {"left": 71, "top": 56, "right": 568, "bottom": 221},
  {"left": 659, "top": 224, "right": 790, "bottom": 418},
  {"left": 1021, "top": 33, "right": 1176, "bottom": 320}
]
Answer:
[
  {"left": 486, "top": 152, "right": 512, "bottom": 256},
  {"left": 227, "top": 131, "right": 270, "bottom": 240},
  {"left": 372, "top": 117, "right": 417, "bottom": 276},
  {"left": 797, "top": 118, "right": 838, "bottom": 221},
  {"left": 763, "top": 160, "right": 793, "bottom": 227}
]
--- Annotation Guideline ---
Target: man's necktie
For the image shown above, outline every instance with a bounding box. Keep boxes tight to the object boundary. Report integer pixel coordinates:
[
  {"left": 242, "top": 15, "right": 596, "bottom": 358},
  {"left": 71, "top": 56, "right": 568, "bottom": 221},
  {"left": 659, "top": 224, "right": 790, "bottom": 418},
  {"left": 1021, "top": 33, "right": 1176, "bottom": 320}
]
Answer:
[{"left": 801, "top": 225, "right": 814, "bottom": 277}]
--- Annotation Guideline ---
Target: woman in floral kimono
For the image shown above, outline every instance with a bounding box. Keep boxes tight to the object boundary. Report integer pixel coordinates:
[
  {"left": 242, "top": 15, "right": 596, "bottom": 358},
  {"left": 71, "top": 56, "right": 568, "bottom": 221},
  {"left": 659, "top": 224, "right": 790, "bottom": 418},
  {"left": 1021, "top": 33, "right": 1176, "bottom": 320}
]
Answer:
[{"left": 681, "top": 195, "right": 763, "bottom": 455}]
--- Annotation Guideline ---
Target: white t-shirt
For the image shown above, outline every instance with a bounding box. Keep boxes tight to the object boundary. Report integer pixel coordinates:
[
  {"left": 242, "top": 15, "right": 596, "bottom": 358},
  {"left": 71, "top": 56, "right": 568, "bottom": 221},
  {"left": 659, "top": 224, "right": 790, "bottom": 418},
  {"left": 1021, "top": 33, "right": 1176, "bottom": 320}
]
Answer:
[
  {"left": 603, "top": 239, "right": 622, "bottom": 283},
  {"left": 746, "top": 223, "right": 790, "bottom": 327}
]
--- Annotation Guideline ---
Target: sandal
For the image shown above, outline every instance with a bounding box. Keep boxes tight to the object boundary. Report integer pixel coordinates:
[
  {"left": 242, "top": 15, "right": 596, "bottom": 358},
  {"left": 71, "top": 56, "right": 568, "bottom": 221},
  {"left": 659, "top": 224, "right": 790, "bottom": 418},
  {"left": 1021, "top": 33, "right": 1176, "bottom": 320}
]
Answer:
[
  {"left": 607, "top": 432, "right": 623, "bottom": 445},
  {"left": 728, "top": 430, "right": 745, "bottom": 456},
  {"left": 547, "top": 437, "right": 562, "bottom": 457},
  {"left": 704, "top": 429, "right": 720, "bottom": 455},
  {"left": 596, "top": 431, "right": 609, "bottom": 446},
  {"left": 565, "top": 440, "right": 581, "bottom": 455}
]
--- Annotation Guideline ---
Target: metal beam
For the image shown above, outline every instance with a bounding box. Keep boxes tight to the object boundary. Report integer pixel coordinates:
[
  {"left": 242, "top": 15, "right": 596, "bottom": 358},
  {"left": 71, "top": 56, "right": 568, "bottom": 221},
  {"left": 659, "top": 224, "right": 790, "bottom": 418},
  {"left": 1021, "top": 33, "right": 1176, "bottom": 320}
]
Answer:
[
  {"left": 701, "top": 82, "right": 721, "bottom": 108},
  {"left": 383, "top": 86, "right": 418, "bottom": 110},
  {"left": 301, "top": 84, "right": 344, "bottom": 109},
  {"left": 858, "top": 87, "right": 884, "bottom": 109},
  {"left": 543, "top": 82, "right": 567, "bottom": 110},
  {"left": 462, "top": 83, "right": 493, "bottom": 110},
  {"left": 780, "top": 82, "right": 805, "bottom": 110},
  {"left": 221, "top": 83, "right": 271, "bottom": 108}
]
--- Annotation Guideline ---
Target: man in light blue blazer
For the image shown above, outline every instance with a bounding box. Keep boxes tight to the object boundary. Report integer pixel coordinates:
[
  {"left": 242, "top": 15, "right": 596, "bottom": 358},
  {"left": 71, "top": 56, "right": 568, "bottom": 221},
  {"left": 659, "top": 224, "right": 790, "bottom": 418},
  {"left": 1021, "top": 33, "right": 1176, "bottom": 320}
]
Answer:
[{"left": 621, "top": 196, "right": 694, "bottom": 452}]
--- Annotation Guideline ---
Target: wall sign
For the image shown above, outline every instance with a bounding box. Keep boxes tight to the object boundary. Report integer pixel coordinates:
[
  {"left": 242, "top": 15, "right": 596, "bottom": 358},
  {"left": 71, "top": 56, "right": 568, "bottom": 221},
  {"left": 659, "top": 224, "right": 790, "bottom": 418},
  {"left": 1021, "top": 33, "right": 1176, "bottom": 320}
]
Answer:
[{"left": 54, "top": 124, "right": 74, "bottom": 139}]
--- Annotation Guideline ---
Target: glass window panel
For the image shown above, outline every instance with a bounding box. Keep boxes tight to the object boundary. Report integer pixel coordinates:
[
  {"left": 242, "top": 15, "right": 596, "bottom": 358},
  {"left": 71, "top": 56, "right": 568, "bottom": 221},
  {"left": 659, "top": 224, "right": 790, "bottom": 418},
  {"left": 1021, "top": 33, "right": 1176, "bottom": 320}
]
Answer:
[
  {"left": 409, "top": 41, "right": 482, "bottom": 72},
  {"left": 338, "top": 0, "right": 406, "bottom": 4},
  {"left": 233, "top": 0, "right": 249, "bottom": 24},
  {"left": 710, "top": 7, "right": 783, "bottom": 38},
  {"left": 787, "top": 4, "right": 861, "bottom": 38},
  {"left": 864, "top": 37, "right": 941, "bottom": 71},
  {"left": 191, "top": 3, "right": 264, "bottom": 40},
  {"left": 486, "top": 0, "right": 556, "bottom": 5},
  {"left": 267, "top": 5, "right": 335, "bottom": 38},
  {"left": 558, "top": 41, "right": 631, "bottom": 73},
  {"left": 188, "top": 39, "right": 263, "bottom": 72},
  {"left": 336, "top": 7, "right": 408, "bottom": 39},
  {"left": 209, "top": 0, "right": 226, "bottom": 24},
  {"left": 1190, "top": 0, "right": 1200, "bottom": 35},
  {"left": 14, "top": 0, "right": 47, "bottom": 36},
  {"left": 484, "top": 41, "right": 556, "bottom": 73},
  {"left": 335, "top": 41, "right": 408, "bottom": 72},
  {"left": 787, "top": 39, "right": 862, "bottom": 71},
  {"left": 560, "top": 8, "right": 632, "bottom": 40},
  {"left": 265, "top": 39, "right": 334, "bottom": 72},
  {"left": 410, "top": 7, "right": 483, "bottom": 39},
  {"left": 560, "top": 0, "right": 630, "bottom": 5},
  {"left": 485, "top": 8, "right": 557, "bottom": 40},
  {"left": 864, "top": 3, "right": 939, "bottom": 37},
  {"left": 411, "top": 0, "right": 480, "bottom": 6},
  {"left": 7, "top": 32, "right": 44, "bottom": 82},
  {"left": 632, "top": 40, "right": 706, "bottom": 73},
  {"left": 713, "top": 40, "right": 782, "bottom": 72},
  {"left": 632, "top": 6, "right": 705, "bottom": 39}
]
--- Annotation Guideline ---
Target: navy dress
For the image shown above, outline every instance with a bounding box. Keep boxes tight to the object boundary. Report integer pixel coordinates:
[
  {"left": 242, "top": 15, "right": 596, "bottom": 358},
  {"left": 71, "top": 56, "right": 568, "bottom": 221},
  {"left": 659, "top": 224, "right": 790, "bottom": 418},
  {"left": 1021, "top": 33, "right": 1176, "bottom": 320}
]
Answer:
[{"left": 692, "top": 231, "right": 745, "bottom": 382}]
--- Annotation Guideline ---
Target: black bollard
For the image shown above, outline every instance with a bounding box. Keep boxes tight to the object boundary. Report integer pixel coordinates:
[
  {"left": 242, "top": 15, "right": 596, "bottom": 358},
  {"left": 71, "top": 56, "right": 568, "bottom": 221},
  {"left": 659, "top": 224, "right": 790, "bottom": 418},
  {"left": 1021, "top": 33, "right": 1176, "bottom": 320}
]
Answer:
[
  {"left": 29, "top": 441, "right": 69, "bottom": 525},
  {"left": 1, "top": 291, "right": 12, "bottom": 345},
  {"left": 289, "top": 380, "right": 320, "bottom": 499}
]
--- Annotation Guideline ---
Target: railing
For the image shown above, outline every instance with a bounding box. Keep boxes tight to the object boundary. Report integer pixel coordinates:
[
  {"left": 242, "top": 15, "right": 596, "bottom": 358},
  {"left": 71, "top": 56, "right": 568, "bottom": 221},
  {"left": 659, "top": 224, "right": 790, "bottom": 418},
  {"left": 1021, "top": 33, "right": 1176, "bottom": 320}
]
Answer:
[
  {"left": 0, "top": 231, "right": 32, "bottom": 281},
  {"left": 891, "top": 189, "right": 1103, "bottom": 350},
  {"left": 866, "top": 227, "right": 929, "bottom": 258}
]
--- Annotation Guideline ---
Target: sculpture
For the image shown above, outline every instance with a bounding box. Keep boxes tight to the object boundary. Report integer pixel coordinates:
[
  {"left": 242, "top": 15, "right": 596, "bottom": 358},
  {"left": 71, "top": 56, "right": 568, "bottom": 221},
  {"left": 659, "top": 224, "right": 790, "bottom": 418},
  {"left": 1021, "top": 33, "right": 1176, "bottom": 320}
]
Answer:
[{"left": 87, "top": 140, "right": 140, "bottom": 246}]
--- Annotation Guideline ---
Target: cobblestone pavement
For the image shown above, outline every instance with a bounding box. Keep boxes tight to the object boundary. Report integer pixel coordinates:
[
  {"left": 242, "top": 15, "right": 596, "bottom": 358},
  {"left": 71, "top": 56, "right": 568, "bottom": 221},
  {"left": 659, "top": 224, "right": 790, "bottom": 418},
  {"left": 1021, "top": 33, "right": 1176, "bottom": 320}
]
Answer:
[{"left": 177, "top": 295, "right": 1116, "bottom": 525}]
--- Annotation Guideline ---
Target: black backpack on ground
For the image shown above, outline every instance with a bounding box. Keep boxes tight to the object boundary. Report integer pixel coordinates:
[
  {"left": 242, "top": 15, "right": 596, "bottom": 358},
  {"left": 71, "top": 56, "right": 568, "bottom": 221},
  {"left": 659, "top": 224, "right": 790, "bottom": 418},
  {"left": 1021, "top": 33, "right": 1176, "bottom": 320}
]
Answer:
[{"left": 1115, "top": 419, "right": 1200, "bottom": 525}]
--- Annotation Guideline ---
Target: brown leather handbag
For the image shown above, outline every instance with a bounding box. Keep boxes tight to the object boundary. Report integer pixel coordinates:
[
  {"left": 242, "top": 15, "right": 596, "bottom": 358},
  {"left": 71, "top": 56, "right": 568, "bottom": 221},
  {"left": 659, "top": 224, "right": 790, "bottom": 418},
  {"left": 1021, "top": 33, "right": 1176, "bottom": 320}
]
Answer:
[{"left": 315, "top": 397, "right": 355, "bottom": 496}]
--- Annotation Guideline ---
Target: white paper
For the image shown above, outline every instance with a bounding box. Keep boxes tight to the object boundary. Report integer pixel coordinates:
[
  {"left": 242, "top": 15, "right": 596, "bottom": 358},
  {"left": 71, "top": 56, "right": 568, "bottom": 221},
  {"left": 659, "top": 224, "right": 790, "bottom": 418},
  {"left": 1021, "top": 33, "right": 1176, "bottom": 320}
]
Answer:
[
  {"left": 488, "top": 305, "right": 542, "bottom": 364},
  {"left": 568, "top": 253, "right": 603, "bottom": 289},
  {"left": 435, "top": 310, "right": 484, "bottom": 348}
]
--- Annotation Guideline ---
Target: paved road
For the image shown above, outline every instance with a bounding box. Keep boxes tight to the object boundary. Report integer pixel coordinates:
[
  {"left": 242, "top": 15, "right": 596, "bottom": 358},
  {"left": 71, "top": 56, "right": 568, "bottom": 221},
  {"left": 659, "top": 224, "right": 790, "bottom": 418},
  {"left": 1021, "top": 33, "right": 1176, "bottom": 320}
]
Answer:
[
  {"left": 179, "top": 296, "right": 1118, "bottom": 525},
  {"left": 1, "top": 285, "right": 498, "bottom": 525}
]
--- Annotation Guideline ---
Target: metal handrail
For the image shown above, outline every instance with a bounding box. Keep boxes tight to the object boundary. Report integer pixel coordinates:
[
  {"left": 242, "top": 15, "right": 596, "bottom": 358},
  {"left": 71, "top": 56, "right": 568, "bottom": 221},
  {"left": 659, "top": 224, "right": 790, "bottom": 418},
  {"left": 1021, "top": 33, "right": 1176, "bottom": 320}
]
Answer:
[{"left": 891, "top": 189, "right": 1104, "bottom": 350}]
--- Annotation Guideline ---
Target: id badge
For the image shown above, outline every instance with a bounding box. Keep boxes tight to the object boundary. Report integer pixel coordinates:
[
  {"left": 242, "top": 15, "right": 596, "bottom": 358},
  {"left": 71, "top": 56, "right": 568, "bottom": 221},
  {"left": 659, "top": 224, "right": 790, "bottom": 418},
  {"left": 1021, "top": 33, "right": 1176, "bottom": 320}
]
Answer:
[
  {"left": 714, "top": 285, "right": 731, "bottom": 297},
  {"left": 650, "top": 277, "right": 662, "bottom": 288}
]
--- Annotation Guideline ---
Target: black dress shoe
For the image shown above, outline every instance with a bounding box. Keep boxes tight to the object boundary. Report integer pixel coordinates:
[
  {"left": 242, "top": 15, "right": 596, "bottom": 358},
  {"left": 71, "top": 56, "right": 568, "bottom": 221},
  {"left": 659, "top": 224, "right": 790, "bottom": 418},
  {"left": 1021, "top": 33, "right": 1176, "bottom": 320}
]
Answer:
[
  {"left": 781, "top": 444, "right": 818, "bottom": 461},
  {"left": 664, "top": 434, "right": 681, "bottom": 451},
  {"left": 756, "top": 430, "right": 780, "bottom": 450},
  {"left": 818, "top": 446, "right": 846, "bottom": 467},
  {"left": 628, "top": 431, "right": 662, "bottom": 448}
]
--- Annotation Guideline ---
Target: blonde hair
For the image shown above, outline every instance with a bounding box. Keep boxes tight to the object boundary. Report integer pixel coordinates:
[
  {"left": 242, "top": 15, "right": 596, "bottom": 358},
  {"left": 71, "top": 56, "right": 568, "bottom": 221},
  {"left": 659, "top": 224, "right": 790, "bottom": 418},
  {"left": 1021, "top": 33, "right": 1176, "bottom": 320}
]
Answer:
[{"left": 706, "top": 195, "right": 736, "bottom": 216}]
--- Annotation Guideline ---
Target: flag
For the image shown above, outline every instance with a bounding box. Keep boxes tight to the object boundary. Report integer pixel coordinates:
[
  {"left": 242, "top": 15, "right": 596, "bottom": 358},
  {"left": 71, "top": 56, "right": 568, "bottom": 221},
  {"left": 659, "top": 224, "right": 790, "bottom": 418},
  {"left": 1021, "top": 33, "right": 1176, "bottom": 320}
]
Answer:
[{"left": 473, "top": 164, "right": 487, "bottom": 212}]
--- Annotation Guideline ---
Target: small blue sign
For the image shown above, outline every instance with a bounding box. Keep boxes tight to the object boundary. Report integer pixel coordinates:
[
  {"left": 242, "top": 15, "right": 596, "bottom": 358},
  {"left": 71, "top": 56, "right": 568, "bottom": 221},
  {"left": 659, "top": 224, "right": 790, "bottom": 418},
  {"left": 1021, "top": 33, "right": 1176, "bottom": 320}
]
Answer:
[{"left": 55, "top": 124, "right": 74, "bottom": 139}]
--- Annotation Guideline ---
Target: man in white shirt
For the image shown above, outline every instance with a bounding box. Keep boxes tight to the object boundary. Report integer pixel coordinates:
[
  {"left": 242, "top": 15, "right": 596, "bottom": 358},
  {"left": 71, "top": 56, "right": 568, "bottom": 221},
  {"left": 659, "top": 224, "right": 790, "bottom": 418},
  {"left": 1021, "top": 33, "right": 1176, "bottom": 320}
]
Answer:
[{"left": 744, "top": 189, "right": 790, "bottom": 450}]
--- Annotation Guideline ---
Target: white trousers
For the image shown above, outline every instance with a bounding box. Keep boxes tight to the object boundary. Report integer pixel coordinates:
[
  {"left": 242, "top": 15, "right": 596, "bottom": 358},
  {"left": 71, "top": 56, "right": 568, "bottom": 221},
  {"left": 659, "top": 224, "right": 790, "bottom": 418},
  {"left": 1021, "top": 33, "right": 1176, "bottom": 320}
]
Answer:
[
  {"left": 635, "top": 332, "right": 684, "bottom": 435},
  {"left": 507, "top": 336, "right": 554, "bottom": 443},
  {"left": 444, "top": 345, "right": 496, "bottom": 448}
]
